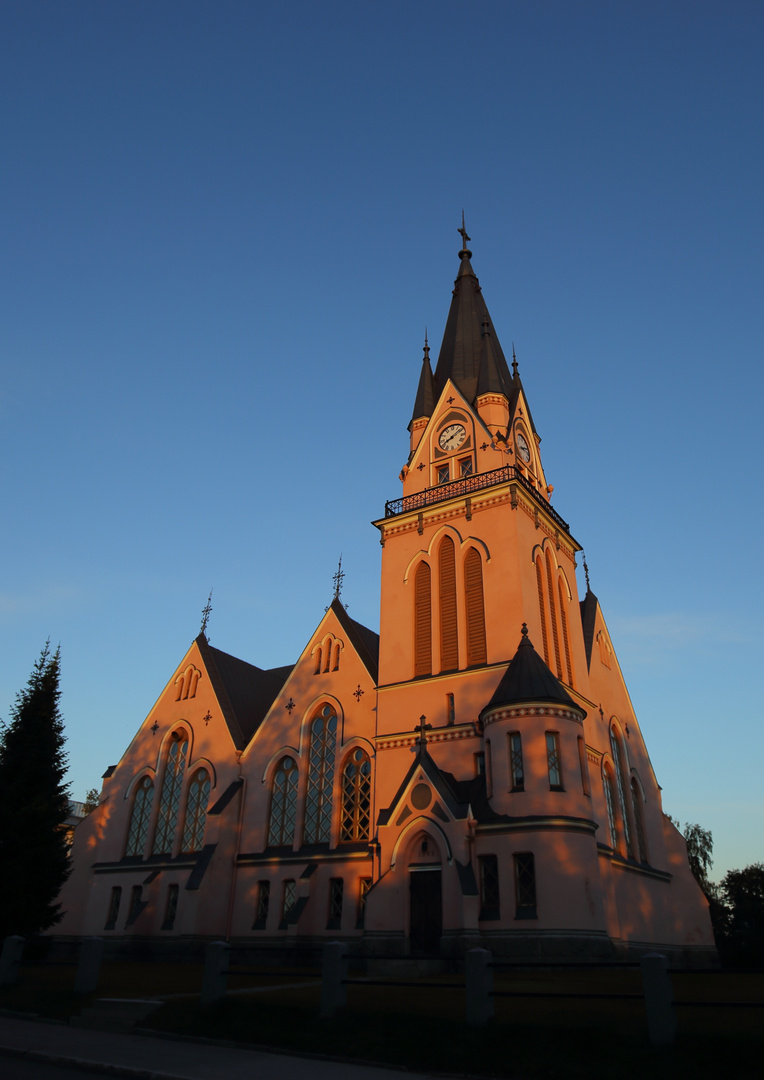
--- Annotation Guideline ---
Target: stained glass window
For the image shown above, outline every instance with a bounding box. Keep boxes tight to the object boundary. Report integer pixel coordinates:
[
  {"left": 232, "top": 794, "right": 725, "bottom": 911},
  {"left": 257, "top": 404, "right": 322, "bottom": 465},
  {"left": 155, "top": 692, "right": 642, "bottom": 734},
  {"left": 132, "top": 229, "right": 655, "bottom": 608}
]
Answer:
[
  {"left": 546, "top": 731, "right": 563, "bottom": 790},
  {"left": 509, "top": 732, "right": 524, "bottom": 791},
  {"left": 282, "top": 879, "right": 296, "bottom": 923},
  {"left": 125, "top": 776, "right": 154, "bottom": 856},
  {"left": 514, "top": 852, "right": 537, "bottom": 918},
  {"left": 340, "top": 749, "right": 371, "bottom": 841},
  {"left": 631, "top": 778, "right": 648, "bottom": 863},
  {"left": 105, "top": 886, "right": 122, "bottom": 930},
  {"left": 328, "top": 878, "right": 344, "bottom": 927},
  {"left": 357, "top": 877, "right": 371, "bottom": 928},
  {"left": 162, "top": 884, "right": 179, "bottom": 930},
  {"left": 152, "top": 732, "right": 189, "bottom": 855},
  {"left": 603, "top": 767, "right": 618, "bottom": 848},
  {"left": 267, "top": 757, "right": 298, "bottom": 847},
  {"left": 253, "top": 881, "right": 270, "bottom": 928},
  {"left": 304, "top": 705, "right": 337, "bottom": 844},
  {"left": 181, "top": 768, "right": 211, "bottom": 852},
  {"left": 609, "top": 728, "right": 633, "bottom": 856},
  {"left": 479, "top": 855, "right": 500, "bottom": 920}
]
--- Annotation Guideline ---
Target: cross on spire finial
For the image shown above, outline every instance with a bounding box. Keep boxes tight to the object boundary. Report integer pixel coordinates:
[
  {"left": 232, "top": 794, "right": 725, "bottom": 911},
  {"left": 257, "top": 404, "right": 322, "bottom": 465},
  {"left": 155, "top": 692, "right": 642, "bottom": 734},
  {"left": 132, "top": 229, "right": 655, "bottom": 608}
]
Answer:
[
  {"left": 414, "top": 714, "right": 432, "bottom": 747},
  {"left": 458, "top": 211, "right": 471, "bottom": 255},
  {"left": 423, "top": 329, "right": 430, "bottom": 363},
  {"left": 200, "top": 589, "right": 213, "bottom": 637},
  {"left": 332, "top": 554, "right": 345, "bottom": 602},
  {"left": 582, "top": 552, "right": 591, "bottom": 592}
]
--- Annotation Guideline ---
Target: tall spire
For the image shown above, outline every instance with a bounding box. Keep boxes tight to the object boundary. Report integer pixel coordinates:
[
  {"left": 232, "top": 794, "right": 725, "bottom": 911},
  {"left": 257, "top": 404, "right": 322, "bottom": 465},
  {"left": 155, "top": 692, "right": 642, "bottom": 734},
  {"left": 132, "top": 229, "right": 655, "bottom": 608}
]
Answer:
[
  {"left": 409, "top": 331, "right": 435, "bottom": 427},
  {"left": 433, "top": 219, "right": 513, "bottom": 404}
]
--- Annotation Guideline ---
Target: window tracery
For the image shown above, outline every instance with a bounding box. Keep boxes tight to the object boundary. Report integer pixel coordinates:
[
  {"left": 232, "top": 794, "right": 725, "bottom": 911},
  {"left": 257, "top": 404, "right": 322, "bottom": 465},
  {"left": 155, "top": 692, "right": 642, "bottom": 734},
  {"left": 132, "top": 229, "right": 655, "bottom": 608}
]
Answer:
[
  {"left": 125, "top": 776, "right": 154, "bottom": 857},
  {"left": 304, "top": 704, "right": 337, "bottom": 844},
  {"left": 267, "top": 757, "right": 298, "bottom": 847},
  {"left": 181, "top": 767, "right": 211, "bottom": 852},
  {"left": 340, "top": 748, "right": 371, "bottom": 841},
  {"left": 152, "top": 731, "right": 189, "bottom": 855}
]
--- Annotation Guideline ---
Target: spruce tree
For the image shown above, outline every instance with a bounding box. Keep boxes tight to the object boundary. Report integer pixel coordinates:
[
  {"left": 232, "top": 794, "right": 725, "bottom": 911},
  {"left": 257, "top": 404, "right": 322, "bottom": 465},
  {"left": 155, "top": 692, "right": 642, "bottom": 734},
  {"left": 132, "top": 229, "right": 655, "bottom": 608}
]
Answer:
[{"left": 0, "top": 642, "right": 71, "bottom": 938}]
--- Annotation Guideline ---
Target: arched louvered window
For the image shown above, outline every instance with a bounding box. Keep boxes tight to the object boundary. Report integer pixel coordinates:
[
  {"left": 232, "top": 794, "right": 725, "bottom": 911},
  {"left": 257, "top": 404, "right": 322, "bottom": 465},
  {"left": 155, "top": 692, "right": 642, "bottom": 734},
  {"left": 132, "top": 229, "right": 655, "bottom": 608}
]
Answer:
[
  {"left": 152, "top": 731, "right": 189, "bottom": 855},
  {"left": 535, "top": 556, "right": 550, "bottom": 665},
  {"left": 181, "top": 768, "right": 211, "bottom": 852},
  {"left": 340, "top": 748, "right": 372, "bottom": 841},
  {"left": 631, "top": 777, "right": 648, "bottom": 863},
  {"left": 125, "top": 776, "right": 154, "bottom": 856},
  {"left": 268, "top": 757, "right": 298, "bottom": 847},
  {"left": 545, "top": 549, "right": 563, "bottom": 678},
  {"left": 439, "top": 536, "right": 458, "bottom": 671},
  {"left": 558, "top": 578, "right": 574, "bottom": 686},
  {"left": 304, "top": 704, "right": 337, "bottom": 844},
  {"left": 609, "top": 728, "right": 633, "bottom": 857},
  {"left": 414, "top": 562, "right": 432, "bottom": 677},
  {"left": 464, "top": 548, "right": 487, "bottom": 666}
]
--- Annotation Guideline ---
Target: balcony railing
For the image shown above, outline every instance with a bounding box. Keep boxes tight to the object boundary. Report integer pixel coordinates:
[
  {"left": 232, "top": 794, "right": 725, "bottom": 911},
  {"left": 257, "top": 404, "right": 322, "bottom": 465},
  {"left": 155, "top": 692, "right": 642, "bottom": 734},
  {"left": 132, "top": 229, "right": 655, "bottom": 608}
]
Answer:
[{"left": 383, "top": 463, "right": 570, "bottom": 532}]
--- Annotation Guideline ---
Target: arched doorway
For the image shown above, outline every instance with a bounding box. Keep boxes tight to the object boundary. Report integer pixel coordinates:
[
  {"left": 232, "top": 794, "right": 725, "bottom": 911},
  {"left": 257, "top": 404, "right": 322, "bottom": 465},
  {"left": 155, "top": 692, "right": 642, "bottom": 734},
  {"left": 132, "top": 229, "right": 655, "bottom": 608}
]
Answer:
[{"left": 407, "top": 830, "right": 442, "bottom": 955}]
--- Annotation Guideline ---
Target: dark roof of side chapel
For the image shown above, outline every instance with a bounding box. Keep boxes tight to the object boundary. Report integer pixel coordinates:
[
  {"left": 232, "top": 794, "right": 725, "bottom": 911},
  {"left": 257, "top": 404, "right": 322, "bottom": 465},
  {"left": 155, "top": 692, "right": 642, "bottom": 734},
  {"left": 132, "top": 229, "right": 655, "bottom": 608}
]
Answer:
[
  {"left": 433, "top": 240, "right": 514, "bottom": 405},
  {"left": 196, "top": 635, "right": 291, "bottom": 750},
  {"left": 481, "top": 625, "right": 581, "bottom": 714},
  {"left": 579, "top": 589, "right": 600, "bottom": 672}
]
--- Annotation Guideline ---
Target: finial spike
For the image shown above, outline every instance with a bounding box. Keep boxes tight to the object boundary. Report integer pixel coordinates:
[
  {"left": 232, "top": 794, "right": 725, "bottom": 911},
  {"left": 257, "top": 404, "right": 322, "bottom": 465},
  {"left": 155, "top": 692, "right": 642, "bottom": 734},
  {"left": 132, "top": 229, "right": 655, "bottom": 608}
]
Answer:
[
  {"left": 582, "top": 552, "right": 591, "bottom": 591},
  {"left": 332, "top": 554, "right": 345, "bottom": 602},
  {"left": 423, "top": 330, "right": 430, "bottom": 363},
  {"left": 521, "top": 622, "right": 528, "bottom": 637},
  {"left": 458, "top": 211, "right": 472, "bottom": 257},
  {"left": 200, "top": 589, "right": 213, "bottom": 637},
  {"left": 512, "top": 342, "right": 519, "bottom": 377}
]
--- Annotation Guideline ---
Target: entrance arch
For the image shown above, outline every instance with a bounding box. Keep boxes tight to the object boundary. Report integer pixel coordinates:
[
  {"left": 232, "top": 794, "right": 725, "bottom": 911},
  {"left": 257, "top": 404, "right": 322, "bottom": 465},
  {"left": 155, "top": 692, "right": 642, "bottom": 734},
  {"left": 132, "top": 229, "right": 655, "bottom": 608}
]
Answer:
[{"left": 406, "top": 830, "right": 442, "bottom": 955}]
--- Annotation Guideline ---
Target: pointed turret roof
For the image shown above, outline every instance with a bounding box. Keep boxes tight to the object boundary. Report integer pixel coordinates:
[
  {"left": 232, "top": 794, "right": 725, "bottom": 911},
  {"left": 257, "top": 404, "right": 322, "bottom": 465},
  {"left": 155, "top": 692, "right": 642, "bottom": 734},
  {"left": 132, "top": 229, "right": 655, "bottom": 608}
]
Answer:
[
  {"left": 432, "top": 222, "right": 514, "bottom": 405},
  {"left": 507, "top": 344, "right": 538, "bottom": 436},
  {"left": 481, "top": 624, "right": 582, "bottom": 715},
  {"left": 409, "top": 335, "right": 436, "bottom": 427}
]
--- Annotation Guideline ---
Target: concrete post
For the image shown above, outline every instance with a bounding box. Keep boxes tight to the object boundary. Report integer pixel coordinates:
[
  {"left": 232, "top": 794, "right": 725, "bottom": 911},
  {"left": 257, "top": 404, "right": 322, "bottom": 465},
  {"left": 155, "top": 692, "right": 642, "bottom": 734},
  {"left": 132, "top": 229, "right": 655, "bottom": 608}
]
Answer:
[
  {"left": 465, "top": 948, "right": 494, "bottom": 1026},
  {"left": 0, "top": 936, "right": 24, "bottom": 988},
  {"left": 320, "top": 941, "right": 349, "bottom": 1018},
  {"left": 200, "top": 941, "right": 229, "bottom": 1006},
  {"left": 640, "top": 953, "right": 676, "bottom": 1046},
  {"left": 74, "top": 936, "right": 104, "bottom": 995}
]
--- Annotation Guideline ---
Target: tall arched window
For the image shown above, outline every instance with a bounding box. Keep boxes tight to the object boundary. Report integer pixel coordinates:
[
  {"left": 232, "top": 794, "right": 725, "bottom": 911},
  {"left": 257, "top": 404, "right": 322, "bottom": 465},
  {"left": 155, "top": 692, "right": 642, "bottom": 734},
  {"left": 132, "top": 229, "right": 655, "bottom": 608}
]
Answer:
[
  {"left": 545, "top": 549, "right": 563, "bottom": 678},
  {"left": 631, "top": 777, "right": 648, "bottom": 863},
  {"left": 464, "top": 548, "right": 487, "bottom": 666},
  {"left": 182, "top": 768, "right": 211, "bottom": 852},
  {"left": 267, "top": 757, "right": 298, "bottom": 846},
  {"left": 439, "top": 536, "right": 458, "bottom": 671},
  {"left": 125, "top": 776, "right": 154, "bottom": 857},
  {"left": 535, "top": 556, "right": 550, "bottom": 665},
  {"left": 304, "top": 704, "right": 337, "bottom": 844},
  {"left": 558, "top": 578, "right": 574, "bottom": 686},
  {"left": 609, "top": 727, "right": 633, "bottom": 857},
  {"left": 152, "top": 731, "right": 189, "bottom": 855},
  {"left": 414, "top": 562, "right": 432, "bottom": 676},
  {"left": 340, "top": 749, "right": 372, "bottom": 841},
  {"left": 603, "top": 766, "right": 618, "bottom": 849}
]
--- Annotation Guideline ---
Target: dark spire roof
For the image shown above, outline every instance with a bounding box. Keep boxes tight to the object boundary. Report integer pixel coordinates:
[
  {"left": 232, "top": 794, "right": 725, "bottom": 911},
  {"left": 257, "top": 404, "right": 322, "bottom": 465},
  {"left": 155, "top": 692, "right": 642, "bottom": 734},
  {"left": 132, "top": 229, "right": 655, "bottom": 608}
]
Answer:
[
  {"left": 432, "top": 222, "right": 514, "bottom": 405},
  {"left": 506, "top": 344, "right": 538, "bottom": 436},
  {"left": 579, "top": 588, "right": 599, "bottom": 673},
  {"left": 481, "top": 624, "right": 581, "bottom": 715},
  {"left": 409, "top": 334, "right": 436, "bottom": 427}
]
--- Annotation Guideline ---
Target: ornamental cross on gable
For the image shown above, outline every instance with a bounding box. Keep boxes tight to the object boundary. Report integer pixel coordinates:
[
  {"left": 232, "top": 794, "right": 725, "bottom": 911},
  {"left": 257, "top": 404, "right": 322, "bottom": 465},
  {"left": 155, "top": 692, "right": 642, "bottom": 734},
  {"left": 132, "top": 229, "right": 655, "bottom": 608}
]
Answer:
[{"left": 414, "top": 714, "right": 432, "bottom": 747}]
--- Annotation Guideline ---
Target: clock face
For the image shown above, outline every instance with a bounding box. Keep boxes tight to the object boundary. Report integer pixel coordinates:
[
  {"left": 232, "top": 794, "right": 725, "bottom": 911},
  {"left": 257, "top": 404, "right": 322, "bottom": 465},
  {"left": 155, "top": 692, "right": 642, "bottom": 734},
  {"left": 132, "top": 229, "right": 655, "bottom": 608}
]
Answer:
[
  {"left": 439, "top": 423, "right": 467, "bottom": 452},
  {"left": 516, "top": 432, "right": 531, "bottom": 463}
]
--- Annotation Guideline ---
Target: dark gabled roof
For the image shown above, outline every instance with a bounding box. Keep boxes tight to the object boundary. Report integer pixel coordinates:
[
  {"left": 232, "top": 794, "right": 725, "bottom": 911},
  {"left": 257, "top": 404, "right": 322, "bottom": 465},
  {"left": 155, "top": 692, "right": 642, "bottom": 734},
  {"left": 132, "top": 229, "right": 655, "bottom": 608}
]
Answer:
[
  {"left": 330, "top": 598, "right": 380, "bottom": 682},
  {"left": 432, "top": 242, "right": 514, "bottom": 406},
  {"left": 580, "top": 589, "right": 599, "bottom": 672},
  {"left": 481, "top": 625, "right": 581, "bottom": 715},
  {"left": 409, "top": 340, "right": 436, "bottom": 427},
  {"left": 196, "top": 635, "right": 292, "bottom": 751}
]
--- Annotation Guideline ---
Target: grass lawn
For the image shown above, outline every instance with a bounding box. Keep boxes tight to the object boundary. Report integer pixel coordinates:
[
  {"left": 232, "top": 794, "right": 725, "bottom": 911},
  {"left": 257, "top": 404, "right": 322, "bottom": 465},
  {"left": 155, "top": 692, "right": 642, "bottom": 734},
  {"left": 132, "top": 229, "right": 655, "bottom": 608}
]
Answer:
[{"left": 2, "top": 963, "right": 762, "bottom": 1079}]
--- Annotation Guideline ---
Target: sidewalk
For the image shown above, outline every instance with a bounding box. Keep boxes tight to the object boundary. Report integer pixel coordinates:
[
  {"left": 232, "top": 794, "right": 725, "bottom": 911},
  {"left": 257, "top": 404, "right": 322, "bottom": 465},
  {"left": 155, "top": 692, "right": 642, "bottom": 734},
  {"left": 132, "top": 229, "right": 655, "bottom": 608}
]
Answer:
[{"left": 0, "top": 1014, "right": 441, "bottom": 1080}]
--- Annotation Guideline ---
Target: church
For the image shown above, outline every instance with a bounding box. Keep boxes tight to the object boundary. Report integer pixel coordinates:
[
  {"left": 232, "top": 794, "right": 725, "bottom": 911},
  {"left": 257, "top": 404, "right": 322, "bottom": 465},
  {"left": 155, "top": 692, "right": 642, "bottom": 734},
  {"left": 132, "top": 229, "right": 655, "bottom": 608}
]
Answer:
[{"left": 56, "top": 227, "right": 715, "bottom": 964}]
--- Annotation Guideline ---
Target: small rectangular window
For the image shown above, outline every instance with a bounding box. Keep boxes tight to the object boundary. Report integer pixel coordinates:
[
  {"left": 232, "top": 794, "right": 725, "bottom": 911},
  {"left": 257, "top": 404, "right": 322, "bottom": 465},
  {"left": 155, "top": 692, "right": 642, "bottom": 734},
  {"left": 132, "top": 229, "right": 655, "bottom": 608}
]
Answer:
[
  {"left": 514, "top": 852, "right": 537, "bottom": 919},
  {"left": 437, "top": 464, "right": 450, "bottom": 485},
  {"left": 546, "top": 731, "right": 563, "bottom": 790},
  {"left": 509, "top": 732, "right": 524, "bottom": 791},
  {"left": 104, "top": 886, "right": 122, "bottom": 930},
  {"left": 446, "top": 692, "right": 455, "bottom": 725},
  {"left": 126, "top": 885, "right": 143, "bottom": 926},
  {"left": 474, "top": 751, "right": 485, "bottom": 777},
  {"left": 578, "top": 736, "right": 591, "bottom": 796},
  {"left": 327, "top": 878, "right": 344, "bottom": 929},
  {"left": 356, "top": 877, "right": 371, "bottom": 928},
  {"left": 279, "top": 879, "right": 296, "bottom": 928},
  {"left": 484, "top": 739, "right": 493, "bottom": 798},
  {"left": 161, "top": 884, "right": 179, "bottom": 930},
  {"left": 479, "top": 855, "right": 500, "bottom": 920},
  {"left": 253, "top": 880, "right": 270, "bottom": 929},
  {"left": 459, "top": 457, "right": 473, "bottom": 477}
]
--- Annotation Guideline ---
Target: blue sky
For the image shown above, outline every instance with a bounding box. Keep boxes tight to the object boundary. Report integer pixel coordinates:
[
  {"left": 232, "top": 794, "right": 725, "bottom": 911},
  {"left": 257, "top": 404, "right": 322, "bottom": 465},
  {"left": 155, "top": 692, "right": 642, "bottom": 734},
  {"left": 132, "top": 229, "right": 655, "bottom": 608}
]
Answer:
[{"left": 1, "top": 1, "right": 762, "bottom": 881}]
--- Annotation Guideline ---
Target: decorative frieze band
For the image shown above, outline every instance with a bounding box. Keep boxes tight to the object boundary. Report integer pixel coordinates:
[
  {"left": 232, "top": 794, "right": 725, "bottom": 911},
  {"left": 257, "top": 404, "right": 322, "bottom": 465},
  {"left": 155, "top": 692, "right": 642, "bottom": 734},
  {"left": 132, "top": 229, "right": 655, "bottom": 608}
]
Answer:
[
  {"left": 377, "top": 726, "right": 478, "bottom": 751},
  {"left": 483, "top": 705, "right": 583, "bottom": 727}
]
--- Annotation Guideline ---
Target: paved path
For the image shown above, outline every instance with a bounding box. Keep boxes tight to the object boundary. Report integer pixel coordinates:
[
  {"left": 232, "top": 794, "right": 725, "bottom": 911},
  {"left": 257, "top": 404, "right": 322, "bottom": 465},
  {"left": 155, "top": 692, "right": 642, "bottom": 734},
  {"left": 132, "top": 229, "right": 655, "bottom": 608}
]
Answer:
[{"left": 0, "top": 1014, "right": 440, "bottom": 1080}]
